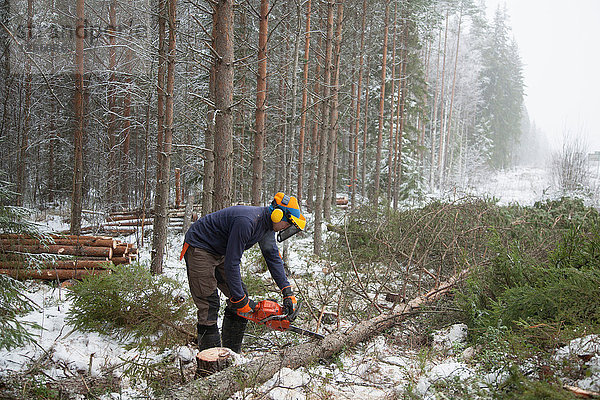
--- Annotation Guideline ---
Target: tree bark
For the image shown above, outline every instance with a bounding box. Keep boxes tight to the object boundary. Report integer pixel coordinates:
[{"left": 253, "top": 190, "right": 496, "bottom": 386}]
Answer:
[
  {"left": 16, "top": 0, "right": 32, "bottom": 207},
  {"left": 71, "top": 0, "right": 85, "bottom": 235},
  {"left": 445, "top": 9, "right": 463, "bottom": 180},
  {"left": 1, "top": 243, "right": 113, "bottom": 258},
  {"left": 202, "top": 15, "right": 216, "bottom": 215},
  {"left": 437, "top": 10, "right": 449, "bottom": 188},
  {"left": 297, "top": 0, "right": 312, "bottom": 205},
  {"left": 212, "top": 0, "right": 234, "bottom": 210},
  {"left": 351, "top": 0, "right": 367, "bottom": 208},
  {"left": 107, "top": 0, "right": 117, "bottom": 209},
  {"left": 0, "top": 259, "right": 111, "bottom": 269},
  {"left": 324, "top": 1, "right": 343, "bottom": 221},
  {"left": 196, "top": 348, "right": 233, "bottom": 377},
  {"left": 429, "top": 27, "right": 442, "bottom": 188},
  {"left": 361, "top": 58, "right": 370, "bottom": 200},
  {"left": 251, "top": 0, "right": 269, "bottom": 206},
  {"left": 313, "top": 0, "right": 334, "bottom": 256},
  {"left": 161, "top": 270, "right": 469, "bottom": 400},
  {"left": 393, "top": 20, "right": 409, "bottom": 209},
  {"left": 386, "top": 2, "right": 398, "bottom": 203},
  {"left": 306, "top": 27, "right": 322, "bottom": 213},
  {"left": 372, "top": 0, "right": 390, "bottom": 205},
  {"left": 151, "top": 0, "right": 176, "bottom": 275},
  {"left": 0, "top": 269, "right": 106, "bottom": 281}
]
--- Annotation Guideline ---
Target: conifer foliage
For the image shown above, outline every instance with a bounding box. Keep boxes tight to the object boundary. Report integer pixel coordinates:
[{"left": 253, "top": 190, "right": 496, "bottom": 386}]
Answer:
[
  {"left": 66, "top": 264, "right": 195, "bottom": 347},
  {"left": 477, "top": 6, "right": 525, "bottom": 169},
  {"left": 0, "top": 181, "right": 42, "bottom": 350}
]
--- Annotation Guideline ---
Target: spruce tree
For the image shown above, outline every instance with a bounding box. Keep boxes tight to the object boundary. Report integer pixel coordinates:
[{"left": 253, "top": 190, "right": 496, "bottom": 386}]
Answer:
[
  {"left": 477, "top": 6, "right": 524, "bottom": 169},
  {"left": 0, "top": 181, "right": 42, "bottom": 350}
]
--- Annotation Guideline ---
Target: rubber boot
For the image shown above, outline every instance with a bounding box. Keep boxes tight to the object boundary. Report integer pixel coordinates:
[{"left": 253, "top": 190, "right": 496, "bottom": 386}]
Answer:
[
  {"left": 197, "top": 323, "right": 221, "bottom": 351},
  {"left": 221, "top": 308, "right": 248, "bottom": 353}
]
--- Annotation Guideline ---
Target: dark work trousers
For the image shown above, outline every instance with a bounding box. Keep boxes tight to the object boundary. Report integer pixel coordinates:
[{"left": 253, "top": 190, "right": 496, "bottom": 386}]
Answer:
[{"left": 184, "top": 246, "right": 246, "bottom": 325}]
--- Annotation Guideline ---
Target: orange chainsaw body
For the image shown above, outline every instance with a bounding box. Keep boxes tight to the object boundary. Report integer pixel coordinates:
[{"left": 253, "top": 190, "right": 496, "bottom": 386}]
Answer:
[{"left": 248, "top": 300, "right": 291, "bottom": 331}]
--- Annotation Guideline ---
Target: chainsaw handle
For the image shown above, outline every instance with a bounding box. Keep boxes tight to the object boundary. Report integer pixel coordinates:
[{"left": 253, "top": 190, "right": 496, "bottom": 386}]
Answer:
[{"left": 287, "top": 300, "right": 302, "bottom": 322}]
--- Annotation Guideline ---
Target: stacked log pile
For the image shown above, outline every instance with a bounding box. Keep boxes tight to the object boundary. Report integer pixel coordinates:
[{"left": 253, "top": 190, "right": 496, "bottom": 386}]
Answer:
[
  {"left": 0, "top": 234, "right": 137, "bottom": 281},
  {"left": 80, "top": 206, "right": 195, "bottom": 236}
]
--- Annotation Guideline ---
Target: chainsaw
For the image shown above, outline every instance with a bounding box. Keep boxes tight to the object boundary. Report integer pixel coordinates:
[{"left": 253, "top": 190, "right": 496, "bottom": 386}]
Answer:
[{"left": 246, "top": 299, "right": 324, "bottom": 340}]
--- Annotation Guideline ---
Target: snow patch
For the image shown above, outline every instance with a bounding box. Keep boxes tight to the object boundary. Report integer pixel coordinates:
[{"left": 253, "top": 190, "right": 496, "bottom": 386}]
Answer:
[
  {"left": 432, "top": 323, "right": 468, "bottom": 354},
  {"left": 555, "top": 335, "right": 600, "bottom": 392}
]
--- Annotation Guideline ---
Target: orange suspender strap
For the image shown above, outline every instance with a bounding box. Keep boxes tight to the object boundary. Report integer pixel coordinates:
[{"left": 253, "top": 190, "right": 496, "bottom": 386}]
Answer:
[{"left": 180, "top": 242, "right": 190, "bottom": 261}]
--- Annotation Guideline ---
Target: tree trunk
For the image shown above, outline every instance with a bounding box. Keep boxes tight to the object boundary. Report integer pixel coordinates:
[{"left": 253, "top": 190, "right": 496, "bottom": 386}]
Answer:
[
  {"left": 71, "top": 0, "right": 85, "bottom": 235},
  {"left": 429, "top": 27, "right": 442, "bottom": 188},
  {"left": 313, "top": 0, "right": 334, "bottom": 255},
  {"left": 386, "top": 2, "right": 398, "bottom": 204},
  {"left": 16, "top": 0, "right": 32, "bottom": 207},
  {"left": 437, "top": 10, "right": 449, "bottom": 188},
  {"left": 393, "top": 32, "right": 408, "bottom": 209},
  {"left": 106, "top": 0, "right": 117, "bottom": 209},
  {"left": 151, "top": 0, "right": 176, "bottom": 275},
  {"left": 445, "top": 9, "right": 463, "bottom": 181},
  {"left": 196, "top": 348, "right": 233, "bottom": 377},
  {"left": 213, "top": 0, "right": 234, "bottom": 210},
  {"left": 297, "top": 0, "right": 312, "bottom": 205},
  {"left": 182, "top": 193, "right": 194, "bottom": 233},
  {"left": 202, "top": 18, "right": 216, "bottom": 215},
  {"left": 419, "top": 39, "right": 431, "bottom": 172},
  {"left": 361, "top": 57, "right": 370, "bottom": 200},
  {"left": 1, "top": 269, "right": 106, "bottom": 281},
  {"left": 251, "top": 0, "right": 269, "bottom": 206},
  {"left": 324, "top": 1, "right": 343, "bottom": 221},
  {"left": 1, "top": 244, "right": 113, "bottom": 258},
  {"left": 121, "top": 44, "right": 133, "bottom": 208},
  {"left": 351, "top": 0, "right": 367, "bottom": 208},
  {"left": 161, "top": 270, "right": 468, "bottom": 400},
  {"left": 278, "top": 41, "right": 289, "bottom": 195},
  {"left": 306, "top": 29, "right": 322, "bottom": 213},
  {"left": 372, "top": 0, "right": 390, "bottom": 205}
]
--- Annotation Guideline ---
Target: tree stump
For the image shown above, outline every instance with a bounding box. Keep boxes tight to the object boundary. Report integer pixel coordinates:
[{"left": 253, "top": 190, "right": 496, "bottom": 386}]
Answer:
[{"left": 196, "top": 347, "right": 233, "bottom": 377}]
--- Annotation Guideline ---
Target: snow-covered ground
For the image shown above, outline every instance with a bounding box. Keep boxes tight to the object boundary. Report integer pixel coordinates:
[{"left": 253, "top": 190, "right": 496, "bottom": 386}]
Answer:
[{"left": 1, "top": 166, "right": 599, "bottom": 399}]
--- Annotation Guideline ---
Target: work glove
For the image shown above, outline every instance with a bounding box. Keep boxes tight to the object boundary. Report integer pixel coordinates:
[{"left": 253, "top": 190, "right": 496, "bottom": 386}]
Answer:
[
  {"left": 281, "top": 286, "right": 298, "bottom": 321},
  {"left": 230, "top": 295, "right": 257, "bottom": 319}
]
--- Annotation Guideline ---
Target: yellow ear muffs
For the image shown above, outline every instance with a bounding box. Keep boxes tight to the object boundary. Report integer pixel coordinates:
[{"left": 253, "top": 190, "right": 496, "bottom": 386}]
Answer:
[{"left": 271, "top": 208, "right": 284, "bottom": 223}]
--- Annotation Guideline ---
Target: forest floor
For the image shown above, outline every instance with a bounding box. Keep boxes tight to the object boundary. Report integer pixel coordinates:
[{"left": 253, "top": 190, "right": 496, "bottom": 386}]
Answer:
[{"left": 1, "top": 165, "right": 599, "bottom": 399}]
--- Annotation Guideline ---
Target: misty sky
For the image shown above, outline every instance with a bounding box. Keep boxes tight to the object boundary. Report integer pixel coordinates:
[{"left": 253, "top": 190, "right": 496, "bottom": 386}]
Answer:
[{"left": 486, "top": 0, "right": 600, "bottom": 153}]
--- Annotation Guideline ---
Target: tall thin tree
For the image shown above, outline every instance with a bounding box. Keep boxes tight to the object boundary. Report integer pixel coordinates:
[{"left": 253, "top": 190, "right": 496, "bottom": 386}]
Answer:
[
  {"left": 313, "top": 0, "right": 334, "bottom": 255},
  {"left": 324, "top": 0, "right": 343, "bottom": 221},
  {"left": 351, "top": 0, "right": 367, "bottom": 208},
  {"left": 151, "top": 0, "right": 176, "bottom": 274},
  {"left": 212, "top": 0, "right": 234, "bottom": 209},
  {"left": 251, "top": 0, "right": 269, "bottom": 206},
  {"left": 372, "top": 0, "right": 390, "bottom": 205},
  {"left": 297, "top": 0, "right": 312, "bottom": 205},
  {"left": 71, "top": 0, "right": 85, "bottom": 235}
]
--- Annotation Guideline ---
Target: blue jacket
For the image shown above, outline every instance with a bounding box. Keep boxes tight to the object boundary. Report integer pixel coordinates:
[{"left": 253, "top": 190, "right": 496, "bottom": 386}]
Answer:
[{"left": 184, "top": 205, "right": 290, "bottom": 301}]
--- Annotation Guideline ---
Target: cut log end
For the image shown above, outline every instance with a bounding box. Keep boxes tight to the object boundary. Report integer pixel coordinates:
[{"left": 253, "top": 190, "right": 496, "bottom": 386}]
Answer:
[{"left": 196, "top": 347, "right": 233, "bottom": 377}]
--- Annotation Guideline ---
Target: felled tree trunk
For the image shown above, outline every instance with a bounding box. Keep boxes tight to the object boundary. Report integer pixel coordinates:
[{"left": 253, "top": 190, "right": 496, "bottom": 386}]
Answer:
[
  {"left": 0, "top": 268, "right": 105, "bottom": 280},
  {"left": 162, "top": 269, "right": 468, "bottom": 400}
]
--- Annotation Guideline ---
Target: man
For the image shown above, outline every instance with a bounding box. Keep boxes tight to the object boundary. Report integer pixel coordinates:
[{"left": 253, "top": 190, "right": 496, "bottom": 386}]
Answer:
[{"left": 180, "top": 192, "right": 306, "bottom": 353}]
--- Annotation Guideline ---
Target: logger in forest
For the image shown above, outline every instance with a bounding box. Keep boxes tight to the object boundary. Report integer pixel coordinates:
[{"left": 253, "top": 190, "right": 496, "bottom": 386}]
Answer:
[{"left": 180, "top": 192, "right": 307, "bottom": 353}]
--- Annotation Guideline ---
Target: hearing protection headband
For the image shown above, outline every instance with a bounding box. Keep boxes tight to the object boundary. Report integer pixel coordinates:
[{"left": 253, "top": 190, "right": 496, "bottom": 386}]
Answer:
[{"left": 270, "top": 198, "right": 302, "bottom": 242}]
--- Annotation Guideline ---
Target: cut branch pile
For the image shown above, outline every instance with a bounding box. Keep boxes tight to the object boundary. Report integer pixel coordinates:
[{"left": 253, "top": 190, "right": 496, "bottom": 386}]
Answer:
[
  {"left": 79, "top": 206, "right": 197, "bottom": 236},
  {"left": 0, "top": 234, "right": 137, "bottom": 280}
]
